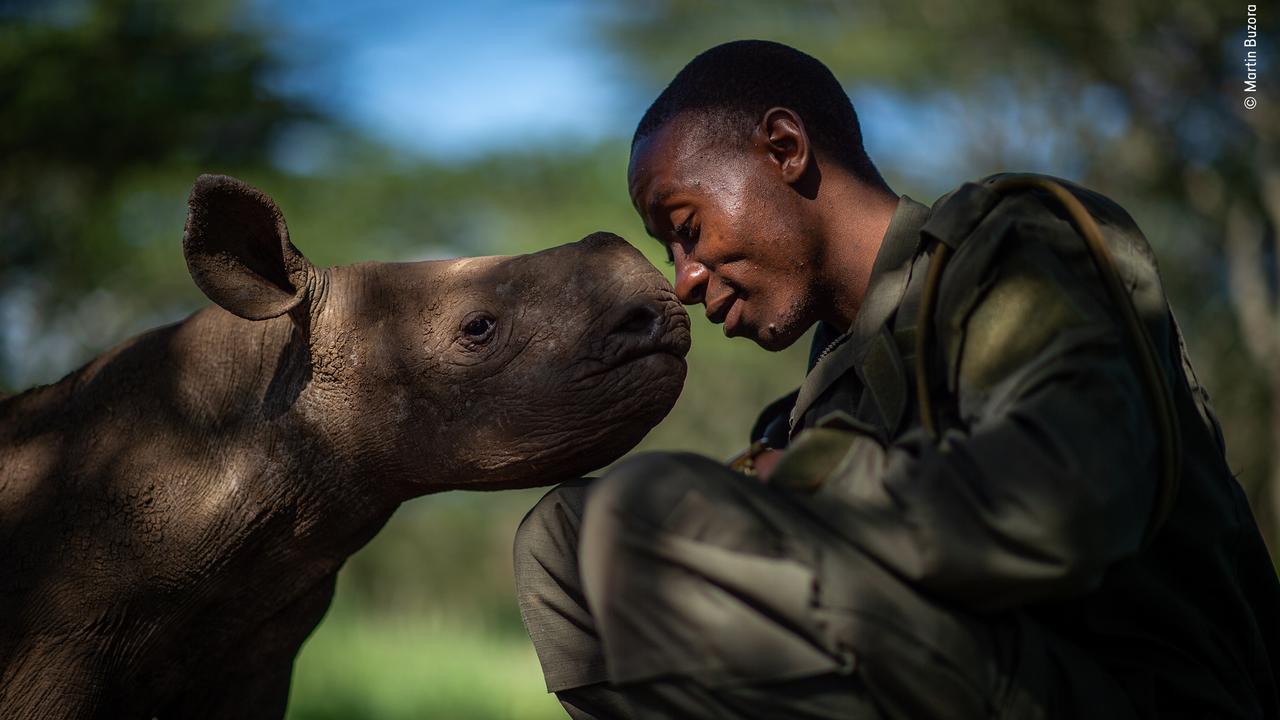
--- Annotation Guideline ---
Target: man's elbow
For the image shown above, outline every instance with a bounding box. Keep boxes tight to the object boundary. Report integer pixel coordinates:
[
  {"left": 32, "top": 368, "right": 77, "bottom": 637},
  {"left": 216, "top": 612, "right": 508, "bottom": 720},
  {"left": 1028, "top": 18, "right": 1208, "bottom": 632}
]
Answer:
[
  {"left": 1015, "top": 512, "right": 1139, "bottom": 603},
  {"left": 916, "top": 514, "right": 1130, "bottom": 611}
]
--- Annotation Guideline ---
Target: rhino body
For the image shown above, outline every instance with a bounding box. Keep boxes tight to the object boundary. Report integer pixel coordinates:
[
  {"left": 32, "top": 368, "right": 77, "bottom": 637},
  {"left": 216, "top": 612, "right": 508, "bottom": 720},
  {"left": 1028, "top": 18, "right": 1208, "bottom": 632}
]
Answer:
[{"left": 0, "top": 175, "right": 690, "bottom": 718}]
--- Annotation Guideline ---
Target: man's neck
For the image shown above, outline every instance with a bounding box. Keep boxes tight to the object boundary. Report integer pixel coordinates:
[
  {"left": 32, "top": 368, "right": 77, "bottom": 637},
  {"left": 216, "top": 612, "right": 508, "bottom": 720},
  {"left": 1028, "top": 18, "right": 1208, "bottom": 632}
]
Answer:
[{"left": 813, "top": 170, "right": 900, "bottom": 333}]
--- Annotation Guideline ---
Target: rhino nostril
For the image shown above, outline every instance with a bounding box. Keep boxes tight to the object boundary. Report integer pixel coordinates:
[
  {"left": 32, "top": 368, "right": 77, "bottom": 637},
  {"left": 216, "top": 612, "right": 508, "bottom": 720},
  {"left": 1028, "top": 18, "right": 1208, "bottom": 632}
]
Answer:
[{"left": 611, "top": 304, "right": 661, "bottom": 338}]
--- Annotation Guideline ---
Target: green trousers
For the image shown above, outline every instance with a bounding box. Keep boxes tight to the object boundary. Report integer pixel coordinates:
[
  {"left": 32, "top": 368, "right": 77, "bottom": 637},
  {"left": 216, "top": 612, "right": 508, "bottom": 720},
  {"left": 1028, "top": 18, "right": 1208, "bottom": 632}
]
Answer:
[{"left": 513, "top": 452, "right": 1137, "bottom": 719}]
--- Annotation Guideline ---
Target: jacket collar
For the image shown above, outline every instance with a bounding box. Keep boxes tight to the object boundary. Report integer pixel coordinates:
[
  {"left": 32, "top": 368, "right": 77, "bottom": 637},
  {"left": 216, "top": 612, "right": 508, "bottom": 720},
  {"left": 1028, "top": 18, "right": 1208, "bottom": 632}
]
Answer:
[{"left": 791, "top": 194, "right": 933, "bottom": 431}]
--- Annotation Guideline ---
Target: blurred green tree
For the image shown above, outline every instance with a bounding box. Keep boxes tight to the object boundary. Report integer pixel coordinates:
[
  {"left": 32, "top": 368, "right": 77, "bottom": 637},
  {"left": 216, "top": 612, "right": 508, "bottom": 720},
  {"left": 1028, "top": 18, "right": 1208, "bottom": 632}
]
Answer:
[{"left": 0, "top": 0, "right": 315, "bottom": 390}]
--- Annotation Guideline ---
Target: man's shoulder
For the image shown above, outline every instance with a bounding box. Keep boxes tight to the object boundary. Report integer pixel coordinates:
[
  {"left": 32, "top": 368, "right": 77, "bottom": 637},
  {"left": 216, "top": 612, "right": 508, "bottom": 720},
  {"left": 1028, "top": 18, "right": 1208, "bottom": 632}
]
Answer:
[
  {"left": 921, "top": 173, "right": 1171, "bottom": 402},
  {"left": 922, "top": 172, "right": 1144, "bottom": 253},
  {"left": 920, "top": 173, "right": 1161, "bottom": 315}
]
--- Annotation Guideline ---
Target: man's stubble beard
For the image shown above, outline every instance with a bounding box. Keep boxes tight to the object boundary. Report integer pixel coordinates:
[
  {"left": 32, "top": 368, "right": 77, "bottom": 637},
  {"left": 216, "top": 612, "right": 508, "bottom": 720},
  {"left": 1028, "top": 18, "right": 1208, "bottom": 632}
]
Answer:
[{"left": 758, "top": 282, "right": 822, "bottom": 352}]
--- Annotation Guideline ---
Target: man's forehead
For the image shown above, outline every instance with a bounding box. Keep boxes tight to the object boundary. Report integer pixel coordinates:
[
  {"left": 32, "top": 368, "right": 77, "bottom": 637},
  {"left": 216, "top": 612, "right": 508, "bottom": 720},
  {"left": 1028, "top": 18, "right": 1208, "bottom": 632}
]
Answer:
[
  {"left": 628, "top": 115, "right": 722, "bottom": 203},
  {"left": 627, "top": 127, "right": 677, "bottom": 199}
]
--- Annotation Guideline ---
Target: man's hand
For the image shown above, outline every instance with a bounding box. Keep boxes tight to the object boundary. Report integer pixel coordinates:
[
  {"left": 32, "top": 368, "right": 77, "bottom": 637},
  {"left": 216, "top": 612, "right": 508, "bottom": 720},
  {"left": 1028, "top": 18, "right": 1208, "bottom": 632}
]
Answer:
[
  {"left": 752, "top": 449, "right": 786, "bottom": 483},
  {"left": 765, "top": 427, "right": 879, "bottom": 493}
]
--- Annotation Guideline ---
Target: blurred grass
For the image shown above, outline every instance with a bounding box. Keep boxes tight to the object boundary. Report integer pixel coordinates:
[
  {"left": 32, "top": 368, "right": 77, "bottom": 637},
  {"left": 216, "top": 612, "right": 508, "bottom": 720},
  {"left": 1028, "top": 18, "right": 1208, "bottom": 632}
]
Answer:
[
  {"left": 287, "top": 613, "right": 563, "bottom": 720},
  {"left": 287, "top": 488, "right": 564, "bottom": 720}
]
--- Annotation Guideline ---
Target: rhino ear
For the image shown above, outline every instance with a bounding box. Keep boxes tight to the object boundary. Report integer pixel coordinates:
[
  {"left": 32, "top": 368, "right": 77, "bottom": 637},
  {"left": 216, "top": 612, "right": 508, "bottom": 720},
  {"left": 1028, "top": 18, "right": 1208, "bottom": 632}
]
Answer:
[{"left": 182, "top": 174, "right": 314, "bottom": 321}]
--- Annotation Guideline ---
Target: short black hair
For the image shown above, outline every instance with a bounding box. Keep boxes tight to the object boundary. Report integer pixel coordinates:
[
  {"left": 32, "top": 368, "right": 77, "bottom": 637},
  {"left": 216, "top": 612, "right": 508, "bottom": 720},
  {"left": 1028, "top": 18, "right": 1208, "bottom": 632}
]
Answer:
[{"left": 633, "top": 40, "right": 885, "bottom": 187}]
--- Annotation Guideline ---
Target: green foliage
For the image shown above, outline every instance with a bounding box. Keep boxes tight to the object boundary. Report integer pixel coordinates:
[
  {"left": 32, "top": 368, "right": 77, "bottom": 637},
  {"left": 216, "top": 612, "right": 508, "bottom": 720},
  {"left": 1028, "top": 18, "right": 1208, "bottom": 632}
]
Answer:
[{"left": 0, "top": 0, "right": 314, "bottom": 384}]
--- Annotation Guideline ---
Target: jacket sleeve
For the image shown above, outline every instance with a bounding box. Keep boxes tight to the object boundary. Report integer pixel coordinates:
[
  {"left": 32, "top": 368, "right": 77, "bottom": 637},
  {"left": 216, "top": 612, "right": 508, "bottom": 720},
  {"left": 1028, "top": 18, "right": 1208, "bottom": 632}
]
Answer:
[{"left": 777, "top": 210, "right": 1167, "bottom": 612}]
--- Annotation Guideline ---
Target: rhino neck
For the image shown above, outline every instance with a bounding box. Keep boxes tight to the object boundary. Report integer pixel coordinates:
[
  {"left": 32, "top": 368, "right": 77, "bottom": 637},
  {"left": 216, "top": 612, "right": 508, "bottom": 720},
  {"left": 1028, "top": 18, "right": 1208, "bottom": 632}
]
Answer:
[
  {"left": 0, "top": 303, "right": 398, "bottom": 584},
  {"left": 169, "top": 302, "right": 402, "bottom": 552}
]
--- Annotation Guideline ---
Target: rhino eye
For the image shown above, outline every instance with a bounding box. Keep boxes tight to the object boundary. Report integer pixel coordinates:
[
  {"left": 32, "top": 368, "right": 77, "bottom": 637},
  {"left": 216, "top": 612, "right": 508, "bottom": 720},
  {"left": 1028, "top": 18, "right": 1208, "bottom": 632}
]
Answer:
[
  {"left": 461, "top": 314, "right": 496, "bottom": 342},
  {"left": 464, "top": 317, "right": 493, "bottom": 336}
]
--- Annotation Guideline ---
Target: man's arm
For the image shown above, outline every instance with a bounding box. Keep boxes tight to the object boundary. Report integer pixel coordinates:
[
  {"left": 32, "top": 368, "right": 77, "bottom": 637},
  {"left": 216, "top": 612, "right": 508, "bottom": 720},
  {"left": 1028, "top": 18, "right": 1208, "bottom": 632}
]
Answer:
[{"left": 777, "top": 209, "right": 1167, "bottom": 612}]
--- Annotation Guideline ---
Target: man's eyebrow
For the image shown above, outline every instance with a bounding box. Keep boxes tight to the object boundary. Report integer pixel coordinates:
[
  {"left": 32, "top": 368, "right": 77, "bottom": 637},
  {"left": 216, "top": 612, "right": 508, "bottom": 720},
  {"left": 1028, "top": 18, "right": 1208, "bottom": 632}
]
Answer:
[
  {"left": 646, "top": 188, "right": 674, "bottom": 221},
  {"left": 642, "top": 188, "right": 674, "bottom": 241}
]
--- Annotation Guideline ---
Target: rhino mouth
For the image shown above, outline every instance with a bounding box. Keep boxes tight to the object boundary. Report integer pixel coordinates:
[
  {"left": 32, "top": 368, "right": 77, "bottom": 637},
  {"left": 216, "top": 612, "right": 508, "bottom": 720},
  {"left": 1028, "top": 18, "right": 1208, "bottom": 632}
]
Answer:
[
  {"left": 608, "top": 301, "right": 691, "bottom": 364},
  {"left": 612, "top": 334, "right": 690, "bottom": 367},
  {"left": 577, "top": 300, "right": 691, "bottom": 381}
]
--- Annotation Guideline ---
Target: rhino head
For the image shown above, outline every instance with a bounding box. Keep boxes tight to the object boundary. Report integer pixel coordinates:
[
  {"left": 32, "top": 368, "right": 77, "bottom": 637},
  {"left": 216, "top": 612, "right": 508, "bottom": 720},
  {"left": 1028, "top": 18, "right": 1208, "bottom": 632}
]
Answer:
[{"left": 184, "top": 174, "right": 691, "bottom": 494}]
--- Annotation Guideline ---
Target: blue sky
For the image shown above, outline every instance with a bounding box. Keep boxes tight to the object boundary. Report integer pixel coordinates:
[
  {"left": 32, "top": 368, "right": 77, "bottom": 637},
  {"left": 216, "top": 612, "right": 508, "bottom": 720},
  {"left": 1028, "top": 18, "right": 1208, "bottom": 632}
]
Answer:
[{"left": 260, "top": 0, "right": 636, "bottom": 159}]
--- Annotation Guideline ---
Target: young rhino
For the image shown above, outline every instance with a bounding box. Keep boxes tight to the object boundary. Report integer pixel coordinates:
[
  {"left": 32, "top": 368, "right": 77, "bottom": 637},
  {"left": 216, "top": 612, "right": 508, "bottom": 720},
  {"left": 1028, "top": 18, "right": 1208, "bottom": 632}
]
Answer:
[{"left": 0, "top": 175, "right": 690, "bottom": 718}]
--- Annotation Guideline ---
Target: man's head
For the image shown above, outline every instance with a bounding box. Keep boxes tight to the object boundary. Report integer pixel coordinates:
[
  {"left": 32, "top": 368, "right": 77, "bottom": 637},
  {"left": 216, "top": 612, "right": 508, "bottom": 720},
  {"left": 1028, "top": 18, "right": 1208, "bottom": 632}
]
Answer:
[{"left": 628, "top": 40, "right": 892, "bottom": 350}]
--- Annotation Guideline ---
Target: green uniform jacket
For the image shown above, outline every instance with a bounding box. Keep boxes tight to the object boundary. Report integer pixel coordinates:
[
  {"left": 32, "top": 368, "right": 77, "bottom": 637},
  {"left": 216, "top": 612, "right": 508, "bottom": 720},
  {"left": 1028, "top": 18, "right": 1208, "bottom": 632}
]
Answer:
[{"left": 755, "top": 173, "right": 1280, "bottom": 718}]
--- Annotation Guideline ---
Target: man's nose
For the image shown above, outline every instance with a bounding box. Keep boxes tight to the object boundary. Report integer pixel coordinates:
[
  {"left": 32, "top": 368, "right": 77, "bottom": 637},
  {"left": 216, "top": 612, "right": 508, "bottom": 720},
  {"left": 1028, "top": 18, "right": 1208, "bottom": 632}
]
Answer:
[{"left": 673, "top": 258, "right": 709, "bottom": 305}]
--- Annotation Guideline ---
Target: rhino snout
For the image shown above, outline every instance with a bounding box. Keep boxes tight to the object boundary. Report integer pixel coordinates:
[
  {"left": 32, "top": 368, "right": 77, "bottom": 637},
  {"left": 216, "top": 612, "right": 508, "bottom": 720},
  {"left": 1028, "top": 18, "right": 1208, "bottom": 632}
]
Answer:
[
  {"left": 608, "top": 303, "right": 662, "bottom": 344},
  {"left": 603, "top": 296, "right": 691, "bottom": 367}
]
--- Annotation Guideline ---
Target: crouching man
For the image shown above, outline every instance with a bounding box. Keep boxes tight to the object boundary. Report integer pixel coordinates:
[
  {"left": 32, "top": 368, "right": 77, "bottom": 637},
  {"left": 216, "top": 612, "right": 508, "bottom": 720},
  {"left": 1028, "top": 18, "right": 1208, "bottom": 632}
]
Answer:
[{"left": 514, "top": 41, "right": 1280, "bottom": 719}]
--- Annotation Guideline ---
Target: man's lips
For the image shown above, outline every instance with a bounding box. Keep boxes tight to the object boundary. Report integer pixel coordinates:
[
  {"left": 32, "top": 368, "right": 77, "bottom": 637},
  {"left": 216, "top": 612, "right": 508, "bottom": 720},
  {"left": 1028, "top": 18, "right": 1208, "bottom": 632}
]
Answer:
[
  {"left": 724, "top": 299, "right": 743, "bottom": 336},
  {"left": 706, "top": 294, "right": 743, "bottom": 336},
  {"left": 705, "top": 293, "right": 736, "bottom": 324}
]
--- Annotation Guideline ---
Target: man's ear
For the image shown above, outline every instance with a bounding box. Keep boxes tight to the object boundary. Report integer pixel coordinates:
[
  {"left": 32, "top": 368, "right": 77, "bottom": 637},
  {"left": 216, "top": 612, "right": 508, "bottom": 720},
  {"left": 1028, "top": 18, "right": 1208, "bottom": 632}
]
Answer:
[
  {"left": 756, "top": 107, "right": 811, "bottom": 185},
  {"left": 183, "top": 174, "right": 314, "bottom": 321}
]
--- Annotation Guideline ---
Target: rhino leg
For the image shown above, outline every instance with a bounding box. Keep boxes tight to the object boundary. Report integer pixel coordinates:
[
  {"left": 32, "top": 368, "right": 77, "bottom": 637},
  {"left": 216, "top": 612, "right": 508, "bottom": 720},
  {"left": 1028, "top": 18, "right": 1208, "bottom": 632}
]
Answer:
[{"left": 157, "top": 575, "right": 338, "bottom": 719}]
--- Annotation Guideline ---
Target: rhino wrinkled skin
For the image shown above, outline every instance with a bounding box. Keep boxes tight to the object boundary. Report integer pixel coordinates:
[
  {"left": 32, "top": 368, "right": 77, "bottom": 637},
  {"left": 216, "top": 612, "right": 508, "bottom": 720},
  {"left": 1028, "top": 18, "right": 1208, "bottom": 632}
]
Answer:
[{"left": 0, "top": 175, "right": 691, "bottom": 718}]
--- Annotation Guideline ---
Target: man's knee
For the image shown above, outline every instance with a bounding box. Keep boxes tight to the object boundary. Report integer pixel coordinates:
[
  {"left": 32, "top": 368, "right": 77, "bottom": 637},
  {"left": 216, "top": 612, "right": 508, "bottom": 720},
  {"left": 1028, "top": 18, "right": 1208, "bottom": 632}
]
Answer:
[
  {"left": 513, "top": 457, "right": 720, "bottom": 611},
  {"left": 578, "top": 452, "right": 853, "bottom": 689},
  {"left": 582, "top": 451, "right": 729, "bottom": 540},
  {"left": 513, "top": 479, "right": 591, "bottom": 599},
  {"left": 577, "top": 452, "right": 735, "bottom": 615}
]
